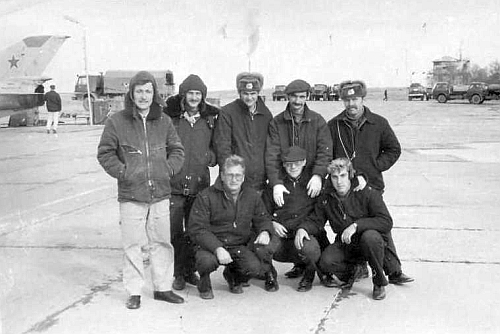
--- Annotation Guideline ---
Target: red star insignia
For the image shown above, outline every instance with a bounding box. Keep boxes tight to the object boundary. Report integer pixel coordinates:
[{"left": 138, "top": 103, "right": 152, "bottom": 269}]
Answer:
[{"left": 8, "top": 55, "right": 20, "bottom": 68}]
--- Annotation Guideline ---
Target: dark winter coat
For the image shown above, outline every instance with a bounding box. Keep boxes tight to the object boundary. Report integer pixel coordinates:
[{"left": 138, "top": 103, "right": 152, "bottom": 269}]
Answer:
[
  {"left": 188, "top": 178, "right": 273, "bottom": 253},
  {"left": 164, "top": 94, "right": 219, "bottom": 196},
  {"left": 44, "top": 90, "right": 61, "bottom": 112},
  {"left": 266, "top": 104, "right": 332, "bottom": 187},
  {"left": 300, "top": 183, "right": 393, "bottom": 242},
  {"left": 328, "top": 106, "right": 401, "bottom": 191},
  {"left": 261, "top": 170, "right": 317, "bottom": 235},
  {"left": 97, "top": 71, "right": 184, "bottom": 203},
  {"left": 214, "top": 97, "right": 273, "bottom": 191}
]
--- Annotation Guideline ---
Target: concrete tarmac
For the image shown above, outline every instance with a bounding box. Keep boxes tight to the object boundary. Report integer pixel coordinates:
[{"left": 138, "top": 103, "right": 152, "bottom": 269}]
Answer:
[{"left": 1, "top": 98, "right": 500, "bottom": 334}]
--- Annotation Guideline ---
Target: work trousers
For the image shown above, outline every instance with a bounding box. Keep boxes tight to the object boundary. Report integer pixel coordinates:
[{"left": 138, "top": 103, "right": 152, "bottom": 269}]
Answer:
[
  {"left": 195, "top": 242, "right": 274, "bottom": 283},
  {"left": 269, "top": 234, "right": 321, "bottom": 269},
  {"left": 46, "top": 111, "right": 60, "bottom": 131},
  {"left": 119, "top": 199, "right": 174, "bottom": 295},
  {"left": 170, "top": 194, "right": 196, "bottom": 278},
  {"left": 319, "top": 230, "right": 389, "bottom": 286}
]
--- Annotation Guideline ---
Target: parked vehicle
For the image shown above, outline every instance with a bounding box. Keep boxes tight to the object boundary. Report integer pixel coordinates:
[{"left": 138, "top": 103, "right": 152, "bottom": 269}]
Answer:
[
  {"left": 432, "top": 82, "right": 500, "bottom": 104},
  {"left": 408, "top": 83, "right": 428, "bottom": 101},
  {"left": 328, "top": 84, "right": 340, "bottom": 101},
  {"left": 272, "top": 85, "right": 287, "bottom": 101},
  {"left": 73, "top": 70, "right": 175, "bottom": 111},
  {"left": 310, "top": 84, "right": 328, "bottom": 101}
]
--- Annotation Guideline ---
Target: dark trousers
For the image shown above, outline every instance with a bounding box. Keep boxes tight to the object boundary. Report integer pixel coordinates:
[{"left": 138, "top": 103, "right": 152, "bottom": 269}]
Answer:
[
  {"left": 269, "top": 235, "right": 321, "bottom": 269},
  {"left": 319, "top": 230, "right": 390, "bottom": 286},
  {"left": 195, "top": 242, "right": 274, "bottom": 283},
  {"left": 170, "top": 194, "right": 197, "bottom": 277}
]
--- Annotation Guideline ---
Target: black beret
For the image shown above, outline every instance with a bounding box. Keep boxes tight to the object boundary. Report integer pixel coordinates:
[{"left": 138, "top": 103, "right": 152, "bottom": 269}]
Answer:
[
  {"left": 282, "top": 146, "right": 307, "bottom": 162},
  {"left": 285, "top": 79, "right": 311, "bottom": 95},
  {"left": 339, "top": 80, "right": 367, "bottom": 99}
]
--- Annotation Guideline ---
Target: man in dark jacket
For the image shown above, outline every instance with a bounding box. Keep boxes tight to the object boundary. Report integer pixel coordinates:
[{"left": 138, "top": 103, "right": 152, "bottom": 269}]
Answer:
[
  {"left": 302, "top": 158, "right": 413, "bottom": 300},
  {"left": 164, "top": 74, "right": 219, "bottom": 291},
  {"left": 189, "top": 155, "right": 279, "bottom": 300},
  {"left": 97, "top": 71, "right": 185, "bottom": 309},
  {"left": 262, "top": 146, "right": 322, "bottom": 292},
  {"left": 266, "top": 79, "right": 332, "bottom": 279},
  {"left": 328, "top": 80, "right": 405, "bottom": 282},
  {"left": 44, "top": 84, "right": 62, "bottom": 134},
  {"left": 214, "top": 72, "right": 273, "bottom": 192}
]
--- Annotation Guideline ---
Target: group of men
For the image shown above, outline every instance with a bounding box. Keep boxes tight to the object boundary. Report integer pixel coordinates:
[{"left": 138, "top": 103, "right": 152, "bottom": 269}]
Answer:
[{"left": 97, "top": 70, "right": 413, "bottom": 310}]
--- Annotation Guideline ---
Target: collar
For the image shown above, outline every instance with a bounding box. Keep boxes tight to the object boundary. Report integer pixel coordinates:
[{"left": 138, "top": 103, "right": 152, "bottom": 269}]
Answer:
[{"left": 340, "top": 106, "right": 376, "bottom": 124}]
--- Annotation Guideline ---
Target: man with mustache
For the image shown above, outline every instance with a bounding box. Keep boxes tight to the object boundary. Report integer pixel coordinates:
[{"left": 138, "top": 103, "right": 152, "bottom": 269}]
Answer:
[
  {"left": 265, "top": 79, "right": 333, "bottom": 279},
  {"left": 327, "top": 80, "right": 413, "bottom": 286},
  {"left": 164, "top": 74, "right": 219, "bottom": 291}
]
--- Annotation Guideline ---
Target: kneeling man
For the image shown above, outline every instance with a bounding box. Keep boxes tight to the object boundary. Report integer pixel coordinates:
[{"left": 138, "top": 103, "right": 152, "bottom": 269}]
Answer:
[
  {"left": 189, "top": 155, "right": 279, "bottom": 299},
  {"left": 263, "top": 146, "right": 322, "bottom": 292},
  {"left": 304, "top": 158, "right": 413, "bottom": 300}
]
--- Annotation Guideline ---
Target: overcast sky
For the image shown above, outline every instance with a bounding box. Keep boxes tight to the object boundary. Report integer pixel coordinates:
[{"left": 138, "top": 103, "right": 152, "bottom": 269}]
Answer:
[{"left": 1, "top": 0, "right": 499, "bottom": 92}]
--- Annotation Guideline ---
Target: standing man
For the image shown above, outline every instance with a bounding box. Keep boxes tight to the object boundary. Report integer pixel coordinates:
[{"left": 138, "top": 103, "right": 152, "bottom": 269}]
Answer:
[
  {"left": 189, "top": 155, "right": 279, "bottom": 300},
  {"left": 97, "top": 71, "right": 185, "bottom": 309},
  {"left": 266, "top": 79, "right": 332, "bottom": 278},
  {"left": 262, "top": 146, "right": 322, "bottom": 292},
  {"left": 214, "top": 72, "right": 273, "bottom": 193},
  {"left": 164, "top": 74, "right": 219, "bottom": 291},
  {"left": 305, "top": 158, "right": 413, "bottom": 300},
  {"left": 44, "top": 84, "right": 62, "bottom": 134},
  {"left": 328, "top": 80, "right": 410, "bottom": 281}
]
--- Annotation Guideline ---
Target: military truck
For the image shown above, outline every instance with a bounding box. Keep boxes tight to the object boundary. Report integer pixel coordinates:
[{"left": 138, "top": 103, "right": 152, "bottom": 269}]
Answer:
[
  {"left": 408, "top": 83, "right": 428, "bottom": 101},
  {"left": 432, "top": 82, "right": 500, "bottom": 104},
  {"left": 73, "top": 70, "right": 175, "bottom": 111},
  {"left": 310, "top": 84, "right": 328, "bottom": 101},
  {"left": 272, "top": 85, "right": 287, "bottom": 101},
  {"left": 328, "top": 84, "right": 340, "bottom": 101}
]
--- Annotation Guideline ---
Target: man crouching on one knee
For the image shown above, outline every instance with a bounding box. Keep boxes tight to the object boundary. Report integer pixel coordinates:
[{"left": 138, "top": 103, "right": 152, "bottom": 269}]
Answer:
[
  {"left": 188, "top": 155, "right": 279, "bottom": 299},
  {"left": 302, "top": 158, "right": 413, "bottom": 300}
]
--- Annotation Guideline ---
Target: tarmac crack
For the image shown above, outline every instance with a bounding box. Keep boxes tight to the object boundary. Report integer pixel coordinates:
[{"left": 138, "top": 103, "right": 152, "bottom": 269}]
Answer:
[
  {"left": 313, "top": 288, "right": 356, "bottom": 333},
  {"left": 22, "top": 274, "right": 122, "bottom": 334}
]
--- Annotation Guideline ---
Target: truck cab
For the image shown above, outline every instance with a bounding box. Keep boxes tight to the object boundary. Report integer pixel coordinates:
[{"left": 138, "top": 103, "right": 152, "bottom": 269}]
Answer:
[
  {"left": 272, "top": 85, "right": 287, "bottom": 101},
  {"left": 310, "top": 84, "right": 328, "bottom": 101},
  {"left": 408, "top": 83, "right": 427, "bottom": 101}
]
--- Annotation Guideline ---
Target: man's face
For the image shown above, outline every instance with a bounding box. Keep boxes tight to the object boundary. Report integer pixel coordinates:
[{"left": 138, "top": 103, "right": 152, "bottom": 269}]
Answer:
[
  {"left": 239, "top": 91, "right": 259, "bottom": 108},
  {"left": 283, "top": 159, "right": 306, "bottom": 179},
  {"left": 342, "top": 96, "right": 364, "bottom": 118},
  {"left": 221, "top": 165, "right": 245, "bottom": 195},
  {"left": 330, "top": 168, "right": 351, "bottom": 196},
  {"left": 133, "top": 82, "right": 154, "bottom": 111},
  {"left": 185, "top": 90, "right": 203, "bottom": 109},
  {"left": 288, "top": 92, "right": 308, "bottom": 113}
]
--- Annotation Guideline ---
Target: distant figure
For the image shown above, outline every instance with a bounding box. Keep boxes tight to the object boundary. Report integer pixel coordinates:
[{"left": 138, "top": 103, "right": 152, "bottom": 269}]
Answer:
[
  {"left": 97, "top": 71, "right": 185, "bottom": 310},
  {"left": 44, "top": 85, "right": 62, "bottom": 134},
  {"left": 383, "top": 89, "right": 388, "bottom": 101}
]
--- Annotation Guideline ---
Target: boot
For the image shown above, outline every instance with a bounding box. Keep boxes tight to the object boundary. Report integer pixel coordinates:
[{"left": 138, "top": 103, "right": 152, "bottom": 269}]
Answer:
[
  {"left": 264, "top": 266, "right": 279, "bottom": 292},
  {"left": 197, "top": 274, "right": 214, "bottom": 299},
  {"left": 223, "top": 267, "right": 243, "bottom": 294},
  {"left": 297, "top": 268, "right": 315, "bottom": 292}
]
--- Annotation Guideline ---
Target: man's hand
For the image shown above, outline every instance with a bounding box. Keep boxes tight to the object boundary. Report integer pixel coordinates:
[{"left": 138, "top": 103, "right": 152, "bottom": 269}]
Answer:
[
  {"left": 272, "top": 221, "right": 288, "bottom": 238},
  {"left": 353, "top": 175, "right": 367, "bottom": 192},
  {"left": 294, "top": 228, "right": 310, "bottom": 250},
  {"left": 307, "top": 174, "right": 322, "bottom": 198},
  {"left": 215, "top": 247, "right": 233, "bottom": 265},
  {"left": 341, "top": 223, "right": 357, "bottom": 244},
  {"left": 273, "top": 184, "right": 290, "bottom": 207},
  {"left": 254, "top": 231, "right": 270, "bottom": 245}
]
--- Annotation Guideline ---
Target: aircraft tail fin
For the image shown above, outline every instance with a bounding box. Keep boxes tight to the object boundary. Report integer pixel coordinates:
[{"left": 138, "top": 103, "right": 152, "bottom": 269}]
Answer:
[{"left": 0, "top": 35, "right": 70, "bottom": 79}]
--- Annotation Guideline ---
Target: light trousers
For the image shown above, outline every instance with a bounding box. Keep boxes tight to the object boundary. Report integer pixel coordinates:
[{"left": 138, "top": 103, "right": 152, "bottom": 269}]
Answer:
[
  {"left": 46, "top": 111, "right": 60, "bottom": 131},
  {"left": 119, "top": 199, "right": 174, "bottom": 295}
]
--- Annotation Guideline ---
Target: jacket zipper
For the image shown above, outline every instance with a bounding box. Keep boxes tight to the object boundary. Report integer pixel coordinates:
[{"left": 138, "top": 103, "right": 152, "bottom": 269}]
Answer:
[{"left": 142, "top": 115, "right": 153, "bottom": 191}]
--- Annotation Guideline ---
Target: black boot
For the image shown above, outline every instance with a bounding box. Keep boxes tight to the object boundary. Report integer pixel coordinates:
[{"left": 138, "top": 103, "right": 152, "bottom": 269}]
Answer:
[
  {"left": 284, "top": 264, "right": 305, "bottom": 278},
  {"left": 265, "top": 266, "right": 279, "bottom": 292},
  {"left": 297, "top": 268, "right": 315, "bottom": 292},
  {"left": 197, "top": 274, "right": 214, "bottom": 299},
  {"left": 223, "top": 267, "right": 243, "bottom": 294}
]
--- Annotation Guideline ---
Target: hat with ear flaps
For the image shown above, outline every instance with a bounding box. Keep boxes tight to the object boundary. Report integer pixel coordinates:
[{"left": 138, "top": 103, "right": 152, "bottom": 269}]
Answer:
[
  {"left": 125, "top": 70, "right": 166, "bottom": 109},
  {"left": 339, "top": 80, "right": 367, "bottom": 99},
  {"left": 179, "top": 74, "right": 207, "bottom": 99},
  {"left": 236, "top": 72, "right": 264, "bottom": 92}
]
